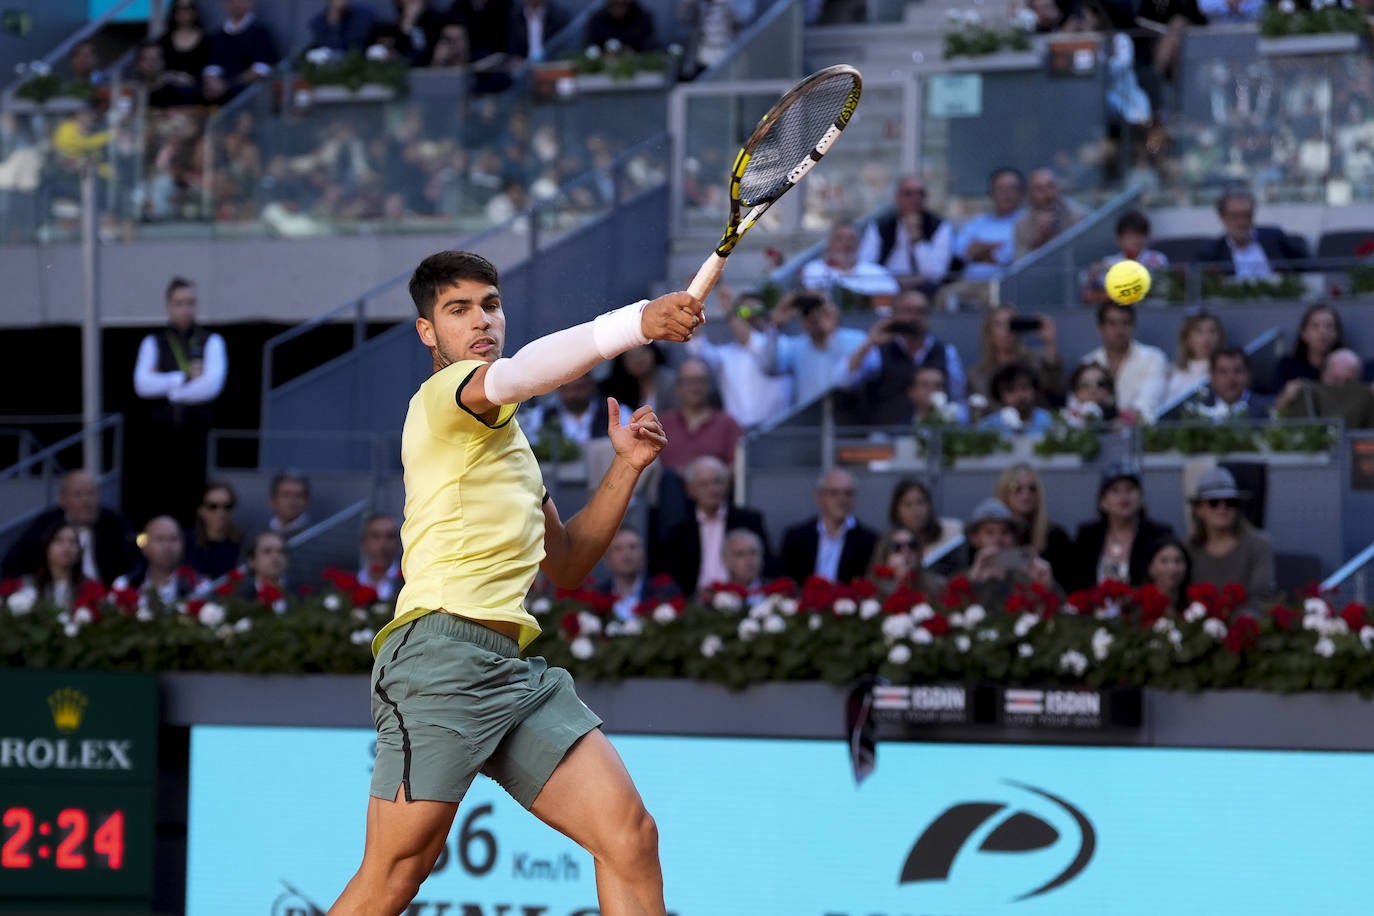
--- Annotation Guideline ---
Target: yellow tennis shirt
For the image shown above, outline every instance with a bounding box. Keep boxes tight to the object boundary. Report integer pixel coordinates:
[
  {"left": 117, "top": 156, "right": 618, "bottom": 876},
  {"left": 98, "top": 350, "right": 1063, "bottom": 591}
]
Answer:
[{"left": 372, "top": 360, "right": 545, "bottom": 656}]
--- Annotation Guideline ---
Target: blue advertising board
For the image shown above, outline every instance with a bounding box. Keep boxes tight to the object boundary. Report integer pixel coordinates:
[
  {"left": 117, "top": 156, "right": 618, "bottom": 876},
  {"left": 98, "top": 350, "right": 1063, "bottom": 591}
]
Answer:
[{"left": 187, "top": 727, "right": 1374, "bottom": 915}]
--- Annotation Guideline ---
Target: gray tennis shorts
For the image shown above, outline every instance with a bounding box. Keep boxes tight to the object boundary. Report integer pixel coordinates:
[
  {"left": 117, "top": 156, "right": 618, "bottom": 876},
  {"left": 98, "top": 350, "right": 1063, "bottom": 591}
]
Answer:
[{"left": 370, "top": 611, "right": 602, "bottom": 809}]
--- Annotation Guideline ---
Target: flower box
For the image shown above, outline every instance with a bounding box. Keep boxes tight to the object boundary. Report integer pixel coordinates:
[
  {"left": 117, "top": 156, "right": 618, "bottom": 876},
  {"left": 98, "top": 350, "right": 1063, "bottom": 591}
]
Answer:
[
  {"left": 1258, "top": 32, "right": 1362, "bottom": 56},
  {"left": 945, "top": 49, "right": 1041, "bottom": 72},
  {"left": 4, "top": 96, "right": 88, "bottom": 115},
  {"left": 572, "top": 71, "right": 669, "bottom": 92},
  {"left": 298, "top": 84, "right": 397, "bottom": 105}
]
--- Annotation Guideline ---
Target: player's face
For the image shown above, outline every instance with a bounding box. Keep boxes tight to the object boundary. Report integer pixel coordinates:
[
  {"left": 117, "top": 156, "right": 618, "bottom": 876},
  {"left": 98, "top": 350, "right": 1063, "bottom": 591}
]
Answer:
[{"left": 420, "top": 279, "right": 506, "bottom": 366}]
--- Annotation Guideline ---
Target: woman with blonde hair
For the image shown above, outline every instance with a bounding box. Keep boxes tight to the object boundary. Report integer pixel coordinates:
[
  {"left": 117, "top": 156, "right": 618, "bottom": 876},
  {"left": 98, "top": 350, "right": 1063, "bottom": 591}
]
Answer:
[
  {"left": 1186, "top": 467, "right": 1275, "bottom": 603},
  {"left": 1165, "top": 312, "right": 1224, "bottom": 402},
  {"left": 968, "top": 305, "right": 1064, "bottom": 406},
  {"left": 994, "top": 463, "right": 1072, "bottom": 586},
  {"left": 865, "top": 528, "right": 947, "bottom": 599}
]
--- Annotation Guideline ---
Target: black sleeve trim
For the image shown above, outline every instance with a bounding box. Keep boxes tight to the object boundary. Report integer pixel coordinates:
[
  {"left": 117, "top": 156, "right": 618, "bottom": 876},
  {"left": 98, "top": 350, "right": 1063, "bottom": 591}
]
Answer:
[
  {"left": 454, "top": 364, "right": 516, "bottom": 429},
  {"left": 542, "top": 488, "right": 551, "bottom": 505}
]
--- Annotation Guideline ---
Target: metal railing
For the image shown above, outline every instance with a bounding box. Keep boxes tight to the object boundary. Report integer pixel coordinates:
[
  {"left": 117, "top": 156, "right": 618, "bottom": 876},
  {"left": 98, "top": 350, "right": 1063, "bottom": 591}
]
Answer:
[{"left": 1321, "top": 541, "right": 1374, "bottom": 604}]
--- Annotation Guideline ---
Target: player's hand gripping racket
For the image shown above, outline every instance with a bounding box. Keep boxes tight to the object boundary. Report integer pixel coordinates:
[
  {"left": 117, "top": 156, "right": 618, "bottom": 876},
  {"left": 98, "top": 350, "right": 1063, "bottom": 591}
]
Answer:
[{"left": 686, "top": 64, "right": 863, "bottom": 304}]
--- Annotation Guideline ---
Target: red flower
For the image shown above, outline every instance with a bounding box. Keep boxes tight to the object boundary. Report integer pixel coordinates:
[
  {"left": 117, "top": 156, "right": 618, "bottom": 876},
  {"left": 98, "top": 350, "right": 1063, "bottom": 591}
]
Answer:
[
  {"left": 0, "top": 578, "right": 20, "bottom": 598},
  {"left": 74, "top": 581, "right": 106, "bottom": 615},
  {"left": 176, "top": 565, "right": 199, "bottom": 582},
  {"left": 1355, "top": 238, "right": 1374, "bottom": 257},
  {"left": 1028, "top": 582, "right": 1060, "bottom": 617},
  {"left": 1004, "top": 592, "right": 1028, "bottom": 614},
  {"left": 1295, "top": 581, "right": 1323, "bottom": 600},
  {"left": 881, "top": 584, "right": 926, "bottom": 615},
  {"left": 921, "top": 613, "right": 950, "bottom": 636},
  {"left": 559, "top": 612, "right": 581, "bottom": 638},
  {"left": 1186, "top": 582, "right": 1219, "bottom": 609},
  {"left": 871, "top": 564, "right": 896, "bottom": 579},
  {"left": 762, "top": 578, "right": 798, "bottom": 596},
  {"left": 1099, "top": 579, "right": 1133, "bottom": 601},
  {"left": 1340, "top": 602, "right": 1368, "bottom": 631},
  {"left": 849, "top": 579, "right": 879, "bottom": 600},
  {"left": 1065, "top": 590, "right": 1096, "bottom": 615},
  {"left": 111, "top": 587, "right": 140, "bottom": 614},
  {"left": 1224, "top": 615, "right": 1260, "bottom": 654},
  {"left": 649, "top": 573, "right": 676, "bottom": 589},
  {"left": 1221, "top": 582, "right": 1248, "bottom": 613},
  {"left": 1134, "top": 584, "right": 1171, "bottom": 627},
  {"left": 214, "top": 581, "right": 234, "bottom": 597},
  {"left": 800, "top": 576, "right": 837, "bottom": 613},
  {"left": 712, "top": 582, "right": 750, "bottom": 598},
  {"left": 298, "top": 583, "right": 316, "bottom": 596},
  {"left": 185, "top": 598, "right": 205, "bottom": 618},
  {"left": 1271, "top": 604, "right": 1297, "bottom": 631},
  {"left": 226, "top": 567, "right": 244, "bottom": 583},
  {"left": 351, "top": 585, "right": 380, "bottom": 608},
  {"left": 322, "top": 568, "right": 359, "bottom": 591},
  {"left": 257, "top": 583, "right": 283, "bottom": 606}
]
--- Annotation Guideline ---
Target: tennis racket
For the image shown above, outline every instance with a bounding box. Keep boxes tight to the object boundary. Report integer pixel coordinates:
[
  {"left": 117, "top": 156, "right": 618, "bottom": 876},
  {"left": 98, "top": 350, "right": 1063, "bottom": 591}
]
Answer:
[{"left": 686, "top": 64, "right": 864, "bottom": 303}]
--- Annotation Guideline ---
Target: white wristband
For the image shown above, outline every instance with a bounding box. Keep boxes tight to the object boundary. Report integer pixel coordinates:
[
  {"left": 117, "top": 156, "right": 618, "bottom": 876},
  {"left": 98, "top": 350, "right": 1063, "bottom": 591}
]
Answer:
[{"left": 592, "top": 299, "right": 651, "bottom": 359}]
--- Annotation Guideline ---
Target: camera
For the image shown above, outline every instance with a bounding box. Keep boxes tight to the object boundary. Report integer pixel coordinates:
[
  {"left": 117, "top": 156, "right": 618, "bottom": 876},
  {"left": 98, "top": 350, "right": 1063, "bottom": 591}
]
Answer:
[
  {"left": 887, "top": 320, "right": 920, "bottom": 336},
  {"left": 1009, "top": 316, "right": 1043, "bottom": 334},
  {"left": 794, "top": 293, "right": 825, "bottom": 315}
]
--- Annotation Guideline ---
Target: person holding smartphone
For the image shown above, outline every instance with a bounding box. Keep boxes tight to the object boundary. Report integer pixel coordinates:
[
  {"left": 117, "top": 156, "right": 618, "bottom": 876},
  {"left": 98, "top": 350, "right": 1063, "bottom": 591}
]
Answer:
[
  {"left": 960, "top": 498, "right": 1056, "bottom": 606},
  {"left": 968, "top": 305, "right": 1064, "bottom": 406},
  {"left": 840, "top": 289, "right": 967, "bottom": 425}
]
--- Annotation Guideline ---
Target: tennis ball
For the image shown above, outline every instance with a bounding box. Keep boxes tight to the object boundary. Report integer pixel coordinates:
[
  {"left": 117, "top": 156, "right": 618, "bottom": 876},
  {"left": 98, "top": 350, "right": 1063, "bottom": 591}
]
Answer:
[{"left": 1104, "top": 259, "right": 1151, "bottom": 305}]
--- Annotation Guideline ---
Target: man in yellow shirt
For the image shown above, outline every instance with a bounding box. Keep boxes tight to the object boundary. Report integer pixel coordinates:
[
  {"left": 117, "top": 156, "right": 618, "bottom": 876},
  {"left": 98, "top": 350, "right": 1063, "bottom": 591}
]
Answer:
[{"left": 330, "top": 251, "right": 702, "bottom": 916}]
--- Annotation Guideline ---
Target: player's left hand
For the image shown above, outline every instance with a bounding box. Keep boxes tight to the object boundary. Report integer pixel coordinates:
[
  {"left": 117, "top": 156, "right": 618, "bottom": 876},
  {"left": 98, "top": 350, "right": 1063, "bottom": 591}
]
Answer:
[
  {"left": 642, "top": 291, "right": 705, "bottom": 343},
  {"left": 607, "top": 398, "right": 666, "bottom": 471}
]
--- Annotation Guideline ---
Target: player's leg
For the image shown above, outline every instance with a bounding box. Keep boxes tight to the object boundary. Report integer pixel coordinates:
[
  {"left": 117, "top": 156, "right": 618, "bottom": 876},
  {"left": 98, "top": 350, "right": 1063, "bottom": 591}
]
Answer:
[
  {"left": 529, "top": 729, "right": 665, "bottom": 916},
  {"left": 328, "top": 787, "right": 457, "bottom": 916}
]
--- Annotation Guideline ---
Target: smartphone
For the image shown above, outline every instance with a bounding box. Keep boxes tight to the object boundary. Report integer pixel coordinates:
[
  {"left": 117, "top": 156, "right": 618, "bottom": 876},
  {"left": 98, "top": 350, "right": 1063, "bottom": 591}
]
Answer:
[
  {"left": 1009, "top": 315, "right": 1043, "bottom": 333},
  {"left": 794, "top": 293, "right": 825, "bottom": 315},
  {"left": 989, "top": 547, "right": 1032, "bottom": 573},
  {"left": 887, "top": 321, "right": 920, "bottom": 336}
]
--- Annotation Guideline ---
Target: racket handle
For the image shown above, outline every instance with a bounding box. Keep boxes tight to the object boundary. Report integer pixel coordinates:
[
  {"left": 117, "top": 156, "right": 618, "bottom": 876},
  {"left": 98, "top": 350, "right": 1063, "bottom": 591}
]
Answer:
[{"left": 686, "top": 252, "right": 727, "bottom": 304}]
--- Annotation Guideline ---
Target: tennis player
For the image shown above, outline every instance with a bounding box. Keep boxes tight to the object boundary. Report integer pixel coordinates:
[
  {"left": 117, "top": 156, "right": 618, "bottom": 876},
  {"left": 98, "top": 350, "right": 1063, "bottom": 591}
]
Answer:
[{"left": 328, "top": 251, "right": 701, "bottom": 916}]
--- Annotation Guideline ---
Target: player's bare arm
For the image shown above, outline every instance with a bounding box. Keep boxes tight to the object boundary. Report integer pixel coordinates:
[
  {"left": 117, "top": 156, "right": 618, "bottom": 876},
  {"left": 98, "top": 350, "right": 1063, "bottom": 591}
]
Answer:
[{"left": 541, "top": 400, "right": 666, "bottom": 587}]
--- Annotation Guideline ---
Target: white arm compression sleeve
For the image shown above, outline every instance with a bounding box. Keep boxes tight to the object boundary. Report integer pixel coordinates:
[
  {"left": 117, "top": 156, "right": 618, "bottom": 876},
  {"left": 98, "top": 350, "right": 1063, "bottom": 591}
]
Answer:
[{"left": 483, "top": 300, "right": 650, "bottom": 406}]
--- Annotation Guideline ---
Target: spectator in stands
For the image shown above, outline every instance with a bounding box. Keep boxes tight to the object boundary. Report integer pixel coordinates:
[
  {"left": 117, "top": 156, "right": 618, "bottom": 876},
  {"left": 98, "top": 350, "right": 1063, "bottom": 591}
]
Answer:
[
  {"left": 595, "top": 528, "right": 676, "bottom": 619},
  {"left": 1081, "top": 301, "right": 1169, "bottom": 421},
  {"left": 908, "top": 365, "right": 968, "bottom": 426},
  {"left": 129, "top": 276, "right": 227, "bottom": 528},
  {"left": 762, "top": 291, "right": 869, "bottom": 407},
  {"left": 961, "top": 498, "right": 1056, "bottom": 606},
  {"left": 235, "top": 530, "right": 292, "bottom": 603},
  {"left": 369, "top": 0, "right": 449, "bottom": 65},
  {"left": 204, "top": 0, "right": 279, "bottom": 104},
  {"left": 979, "top": 363, "right": 1055, "bottom": 434},
  {"left": 509, "top": 0, "right": 571, "bottom": 61},
  {"left": 657, "top": 455, "right": 769, "bottom": 596},
  {"left": 267, "top": 470, "right": 312, "bottom": 537},
  {"left": 162, "top": 0, "right": 212, "bottom": 92},
  {"left": 801, "top": 221, "right": 900, "bottom": 307},
  {"left": 112, "top": 516, "right": 204, "bottom": 606},
  {"left": 686, "top": 285, "right": 789, "bottom": 428},
  {"left": 1275, "top": 303, "right": 1344, "bottom": 390},
  {"left": 66, "top": 40, "right": 106, "bottom": 92},
  {"left": 1188, "top": 347, "right": 1267, "bottom": 420},
  {"left": 2, "top": 471, "right": 137, "bottom": 587},
  {"left": 865, "top": 527, "right": 947, "bottom": 600},
  {"left": 1065, "top": 362, "right": 1119, "bottom": 424},
  {"left": 719, "top": 528, "right": 767, "bottom": 601},
  {"left": 942, "top": 167, "right": 1024, "bottom": 309},
  {"left": 994, "top": 463, "right": 1072, "bottom": 587},
  {"left": 1275, "top": 348, "right": 1374, "bottom": 429},
  {"left": 1196, "top": 188, "right": 1308, "bottom": 281},
  {"left": 309, "top": 0, "right": 380, "bottom": 54},
  {"left": 968, "top": 306, "right": 1064, "bottom": 407},
  {"left": 601, "top": 343, "right": 676, "bottom": 420},
  {"left": 1084, "top": 210, "right": 1171, "bottom": 304},
  {"left": 132, "top": 40, "right": 201, "bottom": 108},
  {"left": 779, "top": 469, "right": 878, "bottom": 585},
  {"left": 679, "top": 0, "right": 756, "bottom": 78},
  {"left": 183, "top": 481, "right": 243, "bottom": 580},
  {"left": 20, "top": 523, "right": 90, "bottom": 610},
  {"left": 1187, "top": 467, "right": 1276, "bottom": 603},
  {"left": 429, "top": 20, "right": 473, "bottom": 66},
  {"left": 857, "top": 174, "right": 954, "bottom": 294},
  {"left": 450, "top": 0, "right": 509, "bottom": 64},
  {"left": 841, "top": 289, "right": 966, "bottom": 424},
  {"left": 658, "top": 358, "right": 743, "bottom": 473},
  {"left": 585, "top": 0, "right": 658, "bottom": 51},
  {"left": 1013, "top": 167, "right": 1086, "bottom": 258},
  {"left": 1165, "top": 312, "right": 1224, "bottom": 403},
  {"left": 357, "top": 512, "right": 403, "bottom": 601},
  {"left": 887, "top": 477, "right": 961, "bottom": 576},
  {"left": 1144, "top": 536, "right": 1192, "bottom": 612},
  {"left": 1066, "top": 462, "right": 1173, "bottom": 592},
  {"left": 1198, "top": 0, "right": 1261, "bottom": 23},
  {"left": 532, "top": 373, "right": 611, "bottom": 449}
]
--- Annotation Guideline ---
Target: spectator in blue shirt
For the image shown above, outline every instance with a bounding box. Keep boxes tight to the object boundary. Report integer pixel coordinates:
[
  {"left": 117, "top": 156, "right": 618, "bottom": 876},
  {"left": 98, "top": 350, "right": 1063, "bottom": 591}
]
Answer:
[
  {"left": 936, "top": 167, "right": 1024, "bottom": 310},
  {"left": 310, "top": 0, "right": 381, "bottom": 54},
  {"left": 979, "top": 362, "right": 1055, "bottom": 435}
]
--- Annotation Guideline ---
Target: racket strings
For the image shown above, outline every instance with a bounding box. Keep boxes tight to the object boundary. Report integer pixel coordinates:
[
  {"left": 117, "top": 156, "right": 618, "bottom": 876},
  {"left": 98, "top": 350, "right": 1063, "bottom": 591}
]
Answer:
[{"left": 737, "top": 74, "right": 859, "bottom": 207}]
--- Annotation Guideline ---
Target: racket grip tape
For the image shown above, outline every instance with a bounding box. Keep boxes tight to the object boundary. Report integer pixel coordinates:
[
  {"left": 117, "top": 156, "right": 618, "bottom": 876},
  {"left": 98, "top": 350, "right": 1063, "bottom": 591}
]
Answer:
[{"left": 687, "top": 252, "right": 727, "bottom": 304}]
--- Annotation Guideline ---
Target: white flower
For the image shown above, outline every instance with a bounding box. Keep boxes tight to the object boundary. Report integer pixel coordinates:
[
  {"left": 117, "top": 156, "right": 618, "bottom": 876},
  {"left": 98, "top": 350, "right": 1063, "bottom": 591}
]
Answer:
[
  {"left": 859, "top": 598, "right": 882, "bottom": 620},
  {"left": 1315, "top": 637, "right": 1336, "bottom": 658},
  {"left": 531, "top": 597, "right": 551, "bottom": 613},
  {"left": 911, "top": 603, "right": 935, "bottom": 623},
  {"left": 7, "top": 587, "right": 36, "bottom": 615},
  {"left": 738, "top": 618, "right": 761, "bottom": 641},
  {"left": 577, "top": 611, "right": 603, "bottom": 636},
  {"left": 605, "top": 38, "right": 623, "bottom": 53},
  {"left": 778, "top": 597, "right": 799, "bottom": 616},
  {"left": 1183, "top": 602, "right": 1208, "bottom": 623},
  {"left": 1277, "top": 0, "right": 1295, "bottom": 11},
  {"left": 349, "top": 628, "right": 375, "bottom": 646},
  {"left": 63, "top": 621, "right": 80, "bottom": 637},
  {"left": 930, "top": 390, "right": 949, "bottom": 409},
  {"left": 1168, "top": 628, "right": 1183, "bottom": 647},
  {"left": 199, "top": 602, "right": 226, "bottom": 628},
  {"left": 762, "top": 614, "right": 786, "bottom": 634},
  {"left": 233, "top": 617, "right": 253, "bottom": 634},
  {"left": 1326, "top": 618, "right": 1350, "bottom": 637},
  {"left": 305, "top": 47, "right": 334, "bottom": 66},
  {"left": 888, "top": 643, "right": 912, "bottom": 664},
  {"left": 968, "top": 393, "right": 989, "bottom": 411},
  {"left": 1304, "top": 597, "right": 1329, "bottom": 617},
  {"left": 30, "top": 60, "right": 51, "bottom": 76},
  {"left": 1018, "top": 642, "right": 1034, "bottom": 658},
  {"left": 998, "top": 406, "right": 1023, "bottom": 431},
  {"left": 882, "top": 615, "right": 914, "bottom": 642},
  {"left": 955, "top": 634, "right": 972, "bottom": 653},
  {"left": 833, "top": 598, "right": 858, "bottom": 616},
  {"left": 749, "top": 601, "right": 773, "bottom": 620},
  {"left": 807, "top": 614, "right": 823, "bottom": 631},
  {"left": 712, "top": 590, "right": 743, "bottom": 612},
  {"left": 57, "top": 611, "right": 70, "bottom": 625},
  {"left": 324, "top": 594, "right": 342, "bottom": 611},
  {"left": 1080, "top": 401, "right": 1103, "bottom": 420},
  {"left": 653, "top": 603, "right": 678, "bottom": 624},
  {"left": 1152, "top": 617, "right": 1175, "bottom": 634},
  {"left": 622, "top": 617, "right": 643, "bottom": 636},
  {"left": 949, "top": 612, "right": 966, "bottom": 628},
  {"left": 1059, "top": 649, "right": 1089, "bottom": 676},
  {"left": 700, "top": 634, "right": 724, "bottom": 657},
  {"left": 1014, "top": 7, "right": 1038, "bottom": 31},
  {"left": 1091, "top": 627, "right": 1114, "bottom": 661},
  {"left": 1361, "top": 626, "right": 1374, "bottom": 651},
  {"left": 273, "top": 598, "right": 288, "bottom": 615},
  {"left": 365, "top": 43, "right": 390, "bottom": 61},
  {"left": 570, "top": 636, "right": 595, "bottom": 659},
  {"left": 912, "top": 627, "right": 934, "bottom": 645},
  {"left": 1302, "top": 612, "right": 1324, "bottom": 631},
  {"left": 136, "top": 607, "right": 155, "bottom": 623},
  {"left": 605, "top": 621, "right": 624, "bottom": 638},
  {"left": 1013, "top": 613, "right": 1038, "bottom": 638},
  {"left": 585, "top": 44, "right": 603, "bottom": 59},
  {"left": 977, "top": 627, "right": 999, "bottom": 642},
  {"left": 1202, "top": 618, "right": 1228, "bottom": 640},
  {"left": 963, "top": 604, "right": 987, "bottom": 626},
  {"left": 72, "top": 607, "right": 94, "bottom": 624},
  {"left": 666, "top": 42, "right": 684, "bottom": 56}
]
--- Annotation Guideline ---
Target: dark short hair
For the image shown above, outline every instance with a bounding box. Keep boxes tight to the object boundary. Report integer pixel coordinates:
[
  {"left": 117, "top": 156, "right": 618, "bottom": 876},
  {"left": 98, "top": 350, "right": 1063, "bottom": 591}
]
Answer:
[
  {"left": 1215, "top": 187, "right": 1255, "bottom": 216},
  {"left": 409, "top": 251, "right": 500, "bottom": 321},
  {"left": 166, "top": 276, "right": 194, "bottom": 300},
  {"left": 1209, "top": 346, "right": 1249, "bottom": 373},
  {"left": 1116, "top": 210, "right": 1150, "bottom": 236},
  {"left": 1096, "top": 300, "right": 1135, "bottom": 327},
  {"left": 1069, "top": 361, "right": 1114, "bottom": 395},
  {"left": 270, "top": 470, "right": 310, "bottom": 498},
  {"left": 990, "top": 362, "right": 1037, "bottom": 400},
  {"left": 988, "top": 167, "right": 1024, "bottom": 193}
]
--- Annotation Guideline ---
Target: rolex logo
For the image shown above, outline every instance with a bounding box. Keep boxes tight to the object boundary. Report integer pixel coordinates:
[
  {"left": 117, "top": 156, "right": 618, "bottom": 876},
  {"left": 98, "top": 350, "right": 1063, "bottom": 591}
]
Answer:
[{"left": 48, "top": 688, "right": 88, "bottom": 733}]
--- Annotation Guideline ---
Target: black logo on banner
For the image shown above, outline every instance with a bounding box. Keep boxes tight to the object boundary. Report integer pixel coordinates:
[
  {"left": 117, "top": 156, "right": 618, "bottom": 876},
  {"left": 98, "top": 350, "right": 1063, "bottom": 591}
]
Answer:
[{"left": 900, "top": 781, "right": 1095, "bottom": 901}]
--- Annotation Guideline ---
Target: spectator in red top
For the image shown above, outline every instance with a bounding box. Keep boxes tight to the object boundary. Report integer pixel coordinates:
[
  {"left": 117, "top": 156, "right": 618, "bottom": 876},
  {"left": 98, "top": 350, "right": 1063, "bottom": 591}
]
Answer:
[{"left": 658, "top": 357, "right": 743, "bottom": 472}]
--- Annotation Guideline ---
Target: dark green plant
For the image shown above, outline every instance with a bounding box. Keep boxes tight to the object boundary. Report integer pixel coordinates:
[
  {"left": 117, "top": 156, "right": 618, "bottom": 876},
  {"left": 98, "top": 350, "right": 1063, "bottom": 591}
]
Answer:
[
  {"left": 1259, "top": 2, "right": 1368, "bottom": 38},
  {"left": 943, "top": 24, "right": 1033, "bottom": 59},
  {"left": 300, "top": 51, "right": 409, "bottom": 94},
  {"left": 14, "top": 74, "right": 94, "bottom": 104}
]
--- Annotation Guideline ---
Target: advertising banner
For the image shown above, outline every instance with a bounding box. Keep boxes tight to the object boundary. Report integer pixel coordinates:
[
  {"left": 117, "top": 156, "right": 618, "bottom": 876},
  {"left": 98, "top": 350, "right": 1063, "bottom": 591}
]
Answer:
[{"left": 188, "top": 727, "right": 1374, "bottom": 916}]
